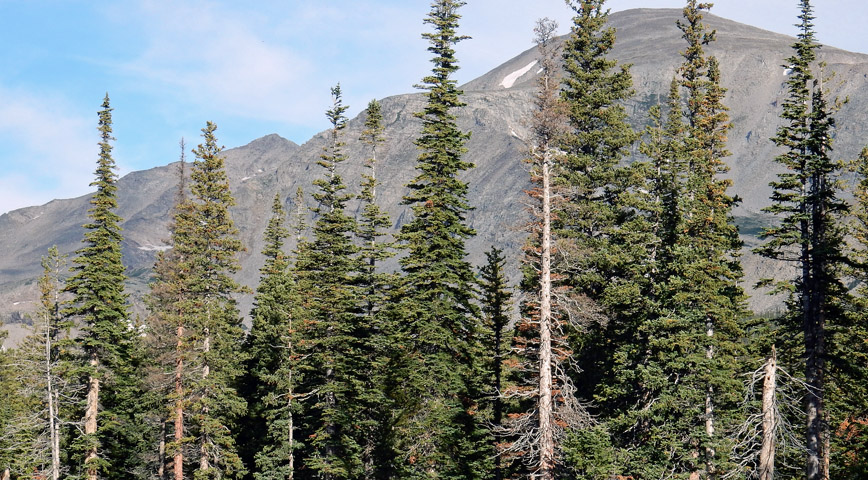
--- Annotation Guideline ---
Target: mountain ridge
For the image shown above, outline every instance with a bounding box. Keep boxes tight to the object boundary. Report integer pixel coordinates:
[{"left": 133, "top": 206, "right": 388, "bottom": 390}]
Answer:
[{"left": 4, "top": 8, "right": 868, "bottom": 344}]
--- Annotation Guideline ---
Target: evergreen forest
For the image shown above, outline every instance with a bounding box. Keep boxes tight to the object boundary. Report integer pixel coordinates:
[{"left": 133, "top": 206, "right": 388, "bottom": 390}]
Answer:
[{"left": 4, "top": 1, "right": 868, "bottom": 479}]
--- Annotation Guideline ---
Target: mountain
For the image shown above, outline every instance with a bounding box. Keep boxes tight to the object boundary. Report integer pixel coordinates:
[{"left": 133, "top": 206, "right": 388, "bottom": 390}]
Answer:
[{"left": 4, "top": 8, "right": 868, "bottom": 344}]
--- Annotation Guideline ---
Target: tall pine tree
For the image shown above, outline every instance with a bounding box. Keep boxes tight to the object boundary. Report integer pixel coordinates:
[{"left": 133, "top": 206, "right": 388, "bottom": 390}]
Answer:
[
  {"left": 149, "top": 122, "right": 248, "bottom": 479},
  {"left": 244, "top": 194, "right": 304, "bottom": 480},
  {"left": 390, "top": 1, "right": 490, "bottom": 477},
  {"left": 293, "top": 85, "right": 364, "bottom": 479},
  {"left": 754, "top": 2, "right": 849, "bottom": 478},
  {"left": 354, "top": 98, "right": 400, "bottom": 478},
  {"left": 64, "top": 94, "right": 147, "bottom": 480}
]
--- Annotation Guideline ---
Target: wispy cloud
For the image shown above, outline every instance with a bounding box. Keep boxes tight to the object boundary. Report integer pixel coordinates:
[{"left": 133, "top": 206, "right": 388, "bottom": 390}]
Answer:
[
  {"left": 115, "top": 0, "right": 316, "bottom": 124},
  {"left": 0, "top": 87, "right": 98, "bottom": 214}
]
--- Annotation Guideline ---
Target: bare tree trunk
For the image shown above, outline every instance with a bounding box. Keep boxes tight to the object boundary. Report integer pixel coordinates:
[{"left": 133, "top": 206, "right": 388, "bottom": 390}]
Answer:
[
  {"left": 538, "top": 152, "right": 555, "bottom": 480},
  {"left": 705, "top": 317, "right": 716, "bottom": 479},
  {"left": 288, "top": 396, "right": 295, "bottom": 480},
  {"left": 821, "top": 411, "right": 830, "bottom": 480},
  {"left": 1, "top": 467, "right": 9, "bottom": 480},
  {"left": 85, "top": 354, "right": 100, "bottom": 480},
  {"left": 174, "top": 324, "right": 184, "bottom": 480},
  {"left": 759, "top": 348, "right": 777, "bottom": 480},
  {"left": 52, "top": 390, "right": 61, "bottom": 480},
  {"left": 46, "top": 317, "right": 60, "bottom": 480},
  {"left": 158, "top": 424, "right": 166, "bottom": 480},
  {"left": 288, "top": 317, "right": 295, "bottom": 480},
  {"left": 200, "top": 327, "right": 210, "bottom": 474}
]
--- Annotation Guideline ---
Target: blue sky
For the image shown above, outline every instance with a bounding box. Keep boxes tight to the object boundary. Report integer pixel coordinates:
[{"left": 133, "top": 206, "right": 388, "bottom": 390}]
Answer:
[{"left": 1, "top": 0, "right": 865, "bottom": 215}]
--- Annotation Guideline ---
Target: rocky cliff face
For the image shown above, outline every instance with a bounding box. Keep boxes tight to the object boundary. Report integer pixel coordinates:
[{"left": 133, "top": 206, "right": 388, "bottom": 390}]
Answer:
[{"left": 4, "top": 8, "right": 868, "bottom": 343}]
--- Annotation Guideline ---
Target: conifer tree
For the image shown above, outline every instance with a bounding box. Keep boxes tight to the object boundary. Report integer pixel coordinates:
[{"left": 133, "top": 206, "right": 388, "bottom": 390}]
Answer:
[
  {"left": 552, "top": 6, "right": 639, "bottom": 474},
  {"left": 575, "top": 3, "right": 747, "bottom": 478},
  {"left": 659, "top": 5, "right": 748, "bottom": 475},
  {"left": 754, "top": 2, "right": 849, "bottom": 478},
  {"left": 64, "top": 94, "right": 147, "bottom": 480},
  {"left": 357, "top": 99, "right": 396, "bottom": 320},
  {"left": 7, "top": 247, "right": 70, "bottom": 480},
  {"left": 477, "top": 246, "right": 512, "bottom": 480},
  {"left": 390, "top": 1, "right": 490, "bottom": 477},
  {"left": 0, "top": 248, "right": 72, "bottom": 480},
  {"left": 354, "top": 98, "right": 400, "bottom": 478},
  {"left": 145, "top": 142, "right": 195, "bottom": 480},
  {"left": 0, "top": 330, "right": 31, "bottom": 479},
  {"left": 293, "top": 85, "right": 365, "bottom": 479},
  {"left": 840, "top": 146, "right": 868, "bottom": 478},
  {"left": 244, "top": 194, "right": 303, "bottom": 480},
  {"left": 147, "top": 123, "right": 247, "bottom": 479},
  {"left": 556, "top": 0, "right": 637, "bottom": 298},
  {"left": 185, "top": 122, "right": 248, "bottom": 480}
]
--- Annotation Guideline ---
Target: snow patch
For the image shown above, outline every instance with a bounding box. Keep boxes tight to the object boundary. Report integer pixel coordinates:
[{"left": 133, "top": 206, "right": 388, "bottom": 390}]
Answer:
[
  {"left": 510, "top": 129, "right": 519, "bottom": 138},
  {"left": 241, "top": 176, "right": 253, "bottom": 181},
  {"left": 138, "top": 243, "right": 172, "bottom": 252},
  {"left": 784, "top": 65, "right": 794, "bottom": 76},
  {"left": 501, "top": 60, "right": 538, "bottom": 88},
  {"left": 12, "top": 302, "right": 20, "bottom": 306}
]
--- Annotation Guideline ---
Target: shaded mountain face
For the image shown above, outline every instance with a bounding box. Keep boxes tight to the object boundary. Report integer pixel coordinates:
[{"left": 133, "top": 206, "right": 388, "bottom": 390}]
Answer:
[{"left": 3, "top": 8, "right": 868, "bottom": 340}]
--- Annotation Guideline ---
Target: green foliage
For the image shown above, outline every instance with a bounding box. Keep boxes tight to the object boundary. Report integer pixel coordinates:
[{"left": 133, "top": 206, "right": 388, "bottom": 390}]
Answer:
[
  {"left": 567, "top": 3, "right": 748, "bottom": 478},
  {"left": 244, "top": 194, "right": 303, "bottom": 480},
  {"left": 754, "top": 2, "right": 851, "bottom": 478},
  {"left": 477, "top": 246, "right": 512, "bottom": 478},
  {"left": 293, "top": 85, "right": 370, "bottom": 479},
  {"left": 186, "top": 122, "right": 248, "bottom": 479},
  {"left": 148, "top": 123, "right": 248, "bottom": 479},
  {"left": 556, "top": 0, "right": 638, "bottom": 295},
  {"left": 563, "top": 426, "right": 618, "bottom": 480},
  {"left": 62, "top": 94, "right": 152, "bottom": 479},
  {"left": 389, "top": 1, "right": 491, "bottom": 477}
]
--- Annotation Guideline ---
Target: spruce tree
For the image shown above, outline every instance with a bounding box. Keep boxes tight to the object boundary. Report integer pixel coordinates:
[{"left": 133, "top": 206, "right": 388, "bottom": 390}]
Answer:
[
  {"left": 187, "top": 122, "right": 248, "bottom": 480},
  {"left": 754, "top": 2, "right": 849, "bottom": 478},
  {"left": 840, "top": 147, "right": 868, "bottom": 477},
  {"left": 477, "top": 246, "right": 512, "bottom": 480},
  {"left": 6, "top": 247, "right": 70, "bottom": 480},
  {"left": 575, "top": 3, "right": 747, "bottom": 478},
  {"left": 390, "top": 1, "right": 490, "bottom": 477},
  {"left": 64, "top": 94, "right": 148, "bottom": 480},
  {"left": 658, "top": 5, "right": 748, "bottom": 476},
  {"left": 293, "top": 85, "right": 365, "bottom": 479},
  {"left": 357, "top": 99, "right": 396, "bottom": 321},
  {"left": 145, "top": 143, "right": 196, "bottom": 480},
  {"left": 355, "top": 98, "right": 400, "bottom": 478},
  {"left": 244, "top": 194, "right": 303, "bottom": 480},
  {"left": 148, "top": 123, "right": 248, "bottom": 479},
  {"left": 556, "top": 0, "right": 637, "bottom": 298}
]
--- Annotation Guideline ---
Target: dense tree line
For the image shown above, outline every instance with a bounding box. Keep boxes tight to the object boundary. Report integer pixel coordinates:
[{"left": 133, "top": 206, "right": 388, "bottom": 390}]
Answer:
[{"left": 3, "top": 0, "right": 868, "bottom": 479}]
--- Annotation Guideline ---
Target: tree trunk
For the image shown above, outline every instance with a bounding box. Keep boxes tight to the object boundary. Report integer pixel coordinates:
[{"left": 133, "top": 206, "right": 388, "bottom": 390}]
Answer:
[
  {"left": 174, "top": 324, "right": 184, "bottom": 480},
  {"left": 46, "top": 317, "right": 60, "bottom": 480},
  {"left": 538, "top": 152, "right": 555, "bottom": 480},
  {"left": 804, "top": 171, "right": 826, "bottom": 480},
  {"left": 85, "top": 354, "right": 100, "bottom": 480},
  {"left": 759, "top": 347, "right": 777, "bottom": 480},
  {"left": 158, "top": 424, "right": 166, "bottom": 480},
  {"left": 705, "top": 317, "right": 715, "bottom": 479},
  {"left": 288, "top": 316, "right": 295, "bottom": 480},
  {"left": 200, "top": 327, "right": 210, "bottom": 474}
]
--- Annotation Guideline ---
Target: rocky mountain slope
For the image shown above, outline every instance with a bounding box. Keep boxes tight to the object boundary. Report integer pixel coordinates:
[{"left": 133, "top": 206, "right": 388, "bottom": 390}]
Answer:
[{"left": 4, "top": 8, "right": 868, "bottom": 344}]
